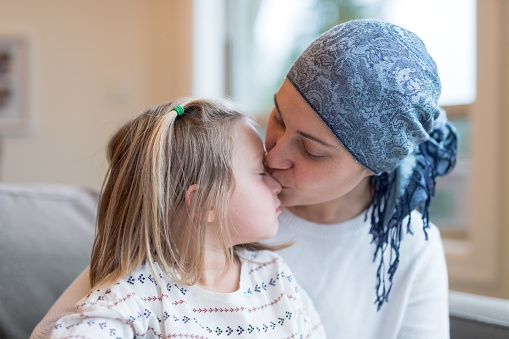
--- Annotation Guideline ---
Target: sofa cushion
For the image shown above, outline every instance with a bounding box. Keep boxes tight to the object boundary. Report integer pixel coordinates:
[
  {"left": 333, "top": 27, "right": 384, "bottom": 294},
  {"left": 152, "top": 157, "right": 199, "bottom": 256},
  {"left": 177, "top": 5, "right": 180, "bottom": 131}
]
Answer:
[
  {"left": 0, "top": 184, "right": 98, "bottom": 339},
  {"left": 449, "top": 290, "right": 509, "bottom": 339}
]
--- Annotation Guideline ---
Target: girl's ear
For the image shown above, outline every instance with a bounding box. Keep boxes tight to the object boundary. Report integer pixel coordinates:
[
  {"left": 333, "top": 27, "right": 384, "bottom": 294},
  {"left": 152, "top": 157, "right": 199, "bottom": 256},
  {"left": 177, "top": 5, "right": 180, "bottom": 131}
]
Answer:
[
  {"left": 184, "top": 184, "right": 198, "bottom": 208},
  {"left": 207, "top": 210, "right": 216, "bottom": 223},
  {"left": 185, "top": 184, "right": 216, "bottom": 222}
]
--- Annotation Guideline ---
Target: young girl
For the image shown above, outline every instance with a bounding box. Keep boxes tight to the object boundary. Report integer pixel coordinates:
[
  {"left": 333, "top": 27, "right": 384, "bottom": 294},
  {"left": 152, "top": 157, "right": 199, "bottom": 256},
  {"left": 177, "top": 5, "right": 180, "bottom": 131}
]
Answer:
[{"left": 49, "top": 98, "right": 325, "bottom": 338}]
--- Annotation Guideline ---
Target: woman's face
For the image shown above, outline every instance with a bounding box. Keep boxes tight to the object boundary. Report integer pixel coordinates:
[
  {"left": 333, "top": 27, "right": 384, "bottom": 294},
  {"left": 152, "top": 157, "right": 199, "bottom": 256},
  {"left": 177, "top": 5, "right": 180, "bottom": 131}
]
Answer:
[{"left": 265, "top": 79, "right": 372, "bottom": 207}]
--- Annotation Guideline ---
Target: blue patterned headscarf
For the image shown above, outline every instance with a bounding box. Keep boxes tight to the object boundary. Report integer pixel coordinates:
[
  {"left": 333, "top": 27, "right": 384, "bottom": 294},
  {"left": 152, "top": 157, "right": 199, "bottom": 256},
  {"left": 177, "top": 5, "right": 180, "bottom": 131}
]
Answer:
[{"left": 287, "top": 19, "right": 458, "bottom": 309}]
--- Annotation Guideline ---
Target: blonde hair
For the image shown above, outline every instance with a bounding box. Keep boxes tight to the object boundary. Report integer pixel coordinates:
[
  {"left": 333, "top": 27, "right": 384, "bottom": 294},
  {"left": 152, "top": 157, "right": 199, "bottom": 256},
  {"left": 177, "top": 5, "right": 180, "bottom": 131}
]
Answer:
[{"left": 90, "top": 98, "right": 284, "bottom": 288}]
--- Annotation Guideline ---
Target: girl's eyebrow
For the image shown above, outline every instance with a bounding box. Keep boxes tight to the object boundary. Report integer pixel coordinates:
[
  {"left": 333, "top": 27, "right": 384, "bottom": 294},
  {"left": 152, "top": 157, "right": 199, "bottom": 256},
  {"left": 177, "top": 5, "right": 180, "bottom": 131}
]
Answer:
[{"left": 274, "top": 93, "right": 334, "bottom": 148}]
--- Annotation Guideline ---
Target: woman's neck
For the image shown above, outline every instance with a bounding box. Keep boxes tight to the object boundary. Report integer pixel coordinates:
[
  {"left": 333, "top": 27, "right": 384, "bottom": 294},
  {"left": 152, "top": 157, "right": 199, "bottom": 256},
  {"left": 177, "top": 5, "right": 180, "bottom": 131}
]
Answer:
[
  {"left": 196, "top": 248, "right": 241, "bottom": 293},
  {"left": 287, "top": 177, "right": 372, "bottom": 224}
]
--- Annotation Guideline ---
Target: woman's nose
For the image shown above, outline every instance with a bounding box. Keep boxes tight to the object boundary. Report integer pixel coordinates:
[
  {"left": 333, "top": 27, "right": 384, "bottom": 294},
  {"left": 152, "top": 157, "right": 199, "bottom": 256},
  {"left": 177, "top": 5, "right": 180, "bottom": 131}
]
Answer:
[
  {"left": 264, "top": 113, "right": 293, "bottom": 171},
  {"left": 265, "top": 141, "right": 293, "bottom": 171}
]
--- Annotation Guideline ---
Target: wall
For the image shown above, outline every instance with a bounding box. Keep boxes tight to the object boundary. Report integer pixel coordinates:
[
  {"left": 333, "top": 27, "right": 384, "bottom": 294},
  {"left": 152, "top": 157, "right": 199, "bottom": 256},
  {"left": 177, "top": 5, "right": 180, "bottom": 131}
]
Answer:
[
  {"left": 0, "top": 0, "right": 192, "bottom": 187},
  {"left": 503, "top": 0, "right": 509, "bottom": 301}
]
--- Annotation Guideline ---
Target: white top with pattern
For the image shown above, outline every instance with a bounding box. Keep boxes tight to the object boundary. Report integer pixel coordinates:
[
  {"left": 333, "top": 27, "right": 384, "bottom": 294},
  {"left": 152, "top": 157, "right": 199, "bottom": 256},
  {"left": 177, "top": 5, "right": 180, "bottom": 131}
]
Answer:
[{"left": 50, "top": 249, "right": 325, "bottom": 339}]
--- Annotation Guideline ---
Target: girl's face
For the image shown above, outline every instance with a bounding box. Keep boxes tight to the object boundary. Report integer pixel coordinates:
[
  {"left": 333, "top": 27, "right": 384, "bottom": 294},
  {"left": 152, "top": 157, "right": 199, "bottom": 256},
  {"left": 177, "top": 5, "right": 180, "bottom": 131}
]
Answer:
[
  {"left": 264, "top": 79, "right": 372, "bottom": 208},
  {"left": 227, "top": 121, "right": 282, "bottom": 244}
]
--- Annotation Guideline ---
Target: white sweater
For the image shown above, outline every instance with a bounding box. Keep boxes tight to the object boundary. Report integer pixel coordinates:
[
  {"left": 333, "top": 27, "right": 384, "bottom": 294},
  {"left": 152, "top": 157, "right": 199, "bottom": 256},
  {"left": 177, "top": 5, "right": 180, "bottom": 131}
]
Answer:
[
  {"left": 268, "top": 208, "right": 449, "bottom": 339},
  {"left": 45, "top": 249, "right": 325, "bottom": 338}
]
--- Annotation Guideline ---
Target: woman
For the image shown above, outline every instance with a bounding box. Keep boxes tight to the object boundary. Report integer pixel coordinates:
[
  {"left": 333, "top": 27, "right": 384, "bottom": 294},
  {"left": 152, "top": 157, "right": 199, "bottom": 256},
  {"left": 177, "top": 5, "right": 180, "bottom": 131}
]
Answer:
[{"left": 264, "top": 19, "right": 458, "bottom": 338}]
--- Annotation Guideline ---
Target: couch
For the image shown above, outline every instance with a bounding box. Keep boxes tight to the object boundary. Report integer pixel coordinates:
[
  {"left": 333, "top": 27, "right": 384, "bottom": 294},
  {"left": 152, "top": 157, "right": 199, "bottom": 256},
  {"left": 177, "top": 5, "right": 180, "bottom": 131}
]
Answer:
[
  {"left": 0, "top": 184, "right": 97, "bottom": 339},
  {"left": 449, "top": 290, "right": 509, "bottom": 339},
  {"left": 1, "top": 183, "right": 508, "bottom": 339}
]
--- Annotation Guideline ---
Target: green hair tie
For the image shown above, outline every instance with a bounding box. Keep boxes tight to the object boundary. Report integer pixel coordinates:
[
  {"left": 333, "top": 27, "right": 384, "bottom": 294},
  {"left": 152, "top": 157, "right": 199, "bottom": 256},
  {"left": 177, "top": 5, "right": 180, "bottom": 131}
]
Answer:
[{"left": 173, "top": 105, "right": 185, "bottom": 117}]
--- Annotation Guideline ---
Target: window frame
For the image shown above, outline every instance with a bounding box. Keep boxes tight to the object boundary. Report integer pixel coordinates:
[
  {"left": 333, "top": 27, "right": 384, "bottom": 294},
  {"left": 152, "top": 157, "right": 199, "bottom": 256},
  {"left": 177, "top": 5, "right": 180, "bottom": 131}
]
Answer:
[{"left": 443, "top": 0, "right": 507, "bottom": 296}]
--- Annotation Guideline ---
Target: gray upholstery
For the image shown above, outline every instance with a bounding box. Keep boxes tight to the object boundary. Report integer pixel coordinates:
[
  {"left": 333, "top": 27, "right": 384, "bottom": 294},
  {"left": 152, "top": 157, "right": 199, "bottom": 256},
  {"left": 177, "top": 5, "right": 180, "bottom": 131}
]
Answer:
[
  {"left": 450, "top": 290, "right": 509, "bottom": 339},
  {"left": 0, "top": 184, "right": 97, "bottom": 339},
  {"left": 1, "top": 183, "right": 508, "bottom": 338}
]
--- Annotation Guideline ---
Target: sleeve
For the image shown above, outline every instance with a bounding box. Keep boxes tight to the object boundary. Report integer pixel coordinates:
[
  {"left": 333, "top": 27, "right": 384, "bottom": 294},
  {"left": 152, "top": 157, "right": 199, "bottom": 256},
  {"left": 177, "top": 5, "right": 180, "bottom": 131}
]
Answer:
[
  {"left": 47, "top": 282, "right": 135, "bottom": 339},
  {"left": 30, "top": 266, "right": 92, "bottom": 339},
  {"left": 274, "top": 252, "right": 326, "bottom": 338},
  {"left": 50, "top": 311, "right": 134, "bottom": 339},
  {"left": 397, "top": 226, "right": 450, "bottom": 339},
  {"left": 295, "top": 281, "right": 327, "bottom": 338}
]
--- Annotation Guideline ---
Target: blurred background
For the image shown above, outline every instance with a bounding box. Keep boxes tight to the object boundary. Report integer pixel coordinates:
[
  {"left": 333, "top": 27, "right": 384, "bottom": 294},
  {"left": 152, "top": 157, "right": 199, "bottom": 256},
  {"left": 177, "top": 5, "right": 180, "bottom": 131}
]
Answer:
[{"left": 0, "top": 0, "right": 507, "bottom": 300}]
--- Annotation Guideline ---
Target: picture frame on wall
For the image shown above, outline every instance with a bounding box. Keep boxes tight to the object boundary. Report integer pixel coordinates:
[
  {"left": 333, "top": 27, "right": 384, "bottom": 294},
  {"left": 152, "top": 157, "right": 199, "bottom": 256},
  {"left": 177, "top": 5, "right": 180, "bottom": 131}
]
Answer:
[{"left": 0, "top": 34, "right": 31, "bottom": 136}]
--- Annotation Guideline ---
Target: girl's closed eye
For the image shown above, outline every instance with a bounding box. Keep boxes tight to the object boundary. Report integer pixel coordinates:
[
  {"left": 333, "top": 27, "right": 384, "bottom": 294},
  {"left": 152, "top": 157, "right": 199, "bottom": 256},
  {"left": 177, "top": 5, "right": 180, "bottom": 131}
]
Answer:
[{"left": 258, "top": 165, "right": 269, "bottom": 176}]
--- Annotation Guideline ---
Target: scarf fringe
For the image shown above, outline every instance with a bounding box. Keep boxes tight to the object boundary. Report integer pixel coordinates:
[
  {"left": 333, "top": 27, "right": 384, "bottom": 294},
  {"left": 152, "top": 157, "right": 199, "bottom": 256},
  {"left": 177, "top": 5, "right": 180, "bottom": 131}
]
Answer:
[
  {"left": 368, "top": 121, "right": 457, "bottom": 310},
  {"left": 368, "top": 141, "right": 443, "bottom": 310}
]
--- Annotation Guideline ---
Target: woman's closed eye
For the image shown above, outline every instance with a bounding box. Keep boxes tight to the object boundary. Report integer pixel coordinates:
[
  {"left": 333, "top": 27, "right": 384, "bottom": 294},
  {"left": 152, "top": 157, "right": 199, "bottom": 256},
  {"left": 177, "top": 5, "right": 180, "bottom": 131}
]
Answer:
[
  {"left": 299, "top": 140, "right": 327, "bottom": 160},
  {"left": 272, "top": 110, "right": 285, "bottom": 127},
  {"left": 272, "top": 96, "right": 286, "bottom": 127}
]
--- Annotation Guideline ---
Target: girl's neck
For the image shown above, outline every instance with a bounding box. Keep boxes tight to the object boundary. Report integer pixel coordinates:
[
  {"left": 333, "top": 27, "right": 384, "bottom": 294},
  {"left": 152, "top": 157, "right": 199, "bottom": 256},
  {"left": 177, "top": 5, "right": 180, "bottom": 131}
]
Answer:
[
  {"left": 196, "top": 249, "right": 241, "bottom": 293},
  {"left": 287, "top": 177, "right": 372, "bottom": 224}
]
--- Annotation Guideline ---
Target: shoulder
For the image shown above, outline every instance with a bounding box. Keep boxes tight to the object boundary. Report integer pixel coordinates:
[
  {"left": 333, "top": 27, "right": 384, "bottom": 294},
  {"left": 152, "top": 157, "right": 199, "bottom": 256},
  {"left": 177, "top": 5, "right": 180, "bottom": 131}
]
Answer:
[
  {"left": 70, "top": 262, "right": 180, "bottom": 318},
  {"left": 240, "top": 252, "right": 324, "bottom": 336},
  {"left": 238, "top": 248, "right": 288, "bottom": 268},
  {"left": 50, "top": 263, "right": 175, "bottom": 338},
  {"left": 239, "top": 249, "right": 299, "bottom": 292},
  {"left": 30, "top": 267, "right": 91, "bottom": 339},
  {"left": 238, "top": 248, "right": 293, "bottom": 280},
  {"left": 76, "top": 263, "right": 156, "bottom": 310},
  {"left": 394, "top": 211, "right": 448, "bottom": 288},
  {"left": 402, "top": 211, "right": 444, "bottom": 252}
]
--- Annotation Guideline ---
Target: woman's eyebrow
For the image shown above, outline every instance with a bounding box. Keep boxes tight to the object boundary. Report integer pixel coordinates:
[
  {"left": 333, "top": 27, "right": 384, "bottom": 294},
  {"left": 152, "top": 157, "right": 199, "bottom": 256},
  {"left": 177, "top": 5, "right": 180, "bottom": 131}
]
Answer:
[
  {"left": 297, "top": 131, "right": 335, "bottom": 148},
  {"left": 273, "top": 94, "right": 282, "bottom": 117},
  {"left": 274, "top": 93, "right": 334, "bottom": 148}
]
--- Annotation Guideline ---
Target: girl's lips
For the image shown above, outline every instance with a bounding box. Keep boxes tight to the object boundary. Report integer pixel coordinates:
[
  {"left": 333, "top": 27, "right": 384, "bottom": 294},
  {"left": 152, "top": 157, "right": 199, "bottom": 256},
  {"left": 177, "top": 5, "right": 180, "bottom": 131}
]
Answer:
[{"left": 276, "top": 206, "right": 282, "bottom": 213}]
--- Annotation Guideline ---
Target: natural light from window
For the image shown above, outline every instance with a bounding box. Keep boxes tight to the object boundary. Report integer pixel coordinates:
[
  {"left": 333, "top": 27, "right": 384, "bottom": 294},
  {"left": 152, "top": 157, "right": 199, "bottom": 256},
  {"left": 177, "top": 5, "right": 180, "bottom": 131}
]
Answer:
[{"left": 251, "top": 0, "right": 476, "bottom": 110}]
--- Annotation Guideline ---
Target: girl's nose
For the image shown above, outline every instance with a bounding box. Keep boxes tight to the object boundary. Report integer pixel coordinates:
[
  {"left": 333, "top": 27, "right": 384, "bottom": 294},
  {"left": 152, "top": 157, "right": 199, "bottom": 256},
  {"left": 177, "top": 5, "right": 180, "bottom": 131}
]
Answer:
[{"left": 265, "top": 171, "right": 282, "bottom": 195}]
